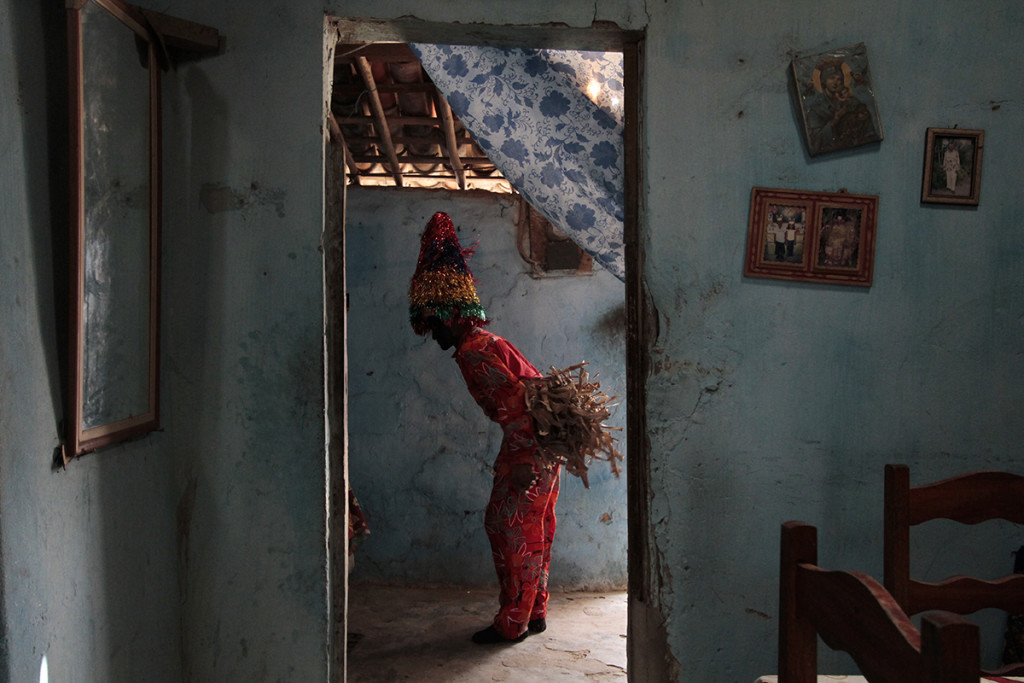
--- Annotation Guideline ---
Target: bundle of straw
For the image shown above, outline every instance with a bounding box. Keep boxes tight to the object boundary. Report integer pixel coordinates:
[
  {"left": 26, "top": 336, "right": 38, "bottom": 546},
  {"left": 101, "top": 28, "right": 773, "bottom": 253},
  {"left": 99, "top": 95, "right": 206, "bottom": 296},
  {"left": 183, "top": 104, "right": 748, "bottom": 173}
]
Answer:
[{"left": 523, "top": 362, "right": 623, "bottom": 489}]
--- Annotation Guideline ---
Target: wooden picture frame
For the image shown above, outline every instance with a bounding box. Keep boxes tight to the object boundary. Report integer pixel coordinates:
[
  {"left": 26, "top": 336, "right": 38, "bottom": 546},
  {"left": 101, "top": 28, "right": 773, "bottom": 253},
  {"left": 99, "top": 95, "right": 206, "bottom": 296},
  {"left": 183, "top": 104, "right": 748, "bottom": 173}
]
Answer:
[
  {"left": 791, "top": 43, "right": 884, "bottom": 156},
  {"left": 921, "top": 128, "right": 984, "bottom": 205},
  {"left": 67, "top": 0, "right": 162, "bottom": 458},
  {"left": 744, "top": 187, "right": 879, "bottom": 287}
]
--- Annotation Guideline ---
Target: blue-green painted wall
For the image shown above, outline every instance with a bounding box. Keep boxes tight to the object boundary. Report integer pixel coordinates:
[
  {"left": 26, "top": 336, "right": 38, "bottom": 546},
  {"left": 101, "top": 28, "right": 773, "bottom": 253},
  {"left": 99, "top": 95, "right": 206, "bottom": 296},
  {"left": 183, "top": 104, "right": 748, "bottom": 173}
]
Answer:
[
  {"left": 2, "top": 0, "right": 1023, "bottom": 681},
  {"left": 345, "top": 187, "right": 628, "bottom": 589},
  {"left": 1, "top": 2, "right": 182, "bottom": 681},
  {"left": 642, "top": 3, "right": 1024, "bottom": 678}
]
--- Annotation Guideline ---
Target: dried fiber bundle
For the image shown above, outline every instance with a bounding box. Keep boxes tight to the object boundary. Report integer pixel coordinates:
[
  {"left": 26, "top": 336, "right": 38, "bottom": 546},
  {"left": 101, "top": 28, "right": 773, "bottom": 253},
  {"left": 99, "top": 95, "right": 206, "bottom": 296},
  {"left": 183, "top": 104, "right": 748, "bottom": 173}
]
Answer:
[{"left": 524, "top": 362, "right": 623, "bottom": 489}]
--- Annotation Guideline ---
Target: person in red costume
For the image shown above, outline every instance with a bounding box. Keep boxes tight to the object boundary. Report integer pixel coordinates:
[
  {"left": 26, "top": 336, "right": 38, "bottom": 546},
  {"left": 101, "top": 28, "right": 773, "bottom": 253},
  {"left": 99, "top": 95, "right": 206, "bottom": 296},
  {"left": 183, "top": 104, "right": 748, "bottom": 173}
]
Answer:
[{"left": 409, "top": 212, "right": 560, "bottom": 644}]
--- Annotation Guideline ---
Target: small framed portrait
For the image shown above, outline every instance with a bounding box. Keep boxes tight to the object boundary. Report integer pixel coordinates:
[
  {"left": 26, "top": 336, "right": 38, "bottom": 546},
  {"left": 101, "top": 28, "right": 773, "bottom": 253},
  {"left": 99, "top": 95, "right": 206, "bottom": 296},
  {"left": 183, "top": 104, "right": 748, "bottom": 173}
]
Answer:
[
  {"left": 921, "top": 128, "right": 984, "bottom": 205},
  {"left": 791, "top": 43, "right": 884, "bottom": 156},
  {"left": 745, "top": 187, "right": 879, "bottom": 287}
]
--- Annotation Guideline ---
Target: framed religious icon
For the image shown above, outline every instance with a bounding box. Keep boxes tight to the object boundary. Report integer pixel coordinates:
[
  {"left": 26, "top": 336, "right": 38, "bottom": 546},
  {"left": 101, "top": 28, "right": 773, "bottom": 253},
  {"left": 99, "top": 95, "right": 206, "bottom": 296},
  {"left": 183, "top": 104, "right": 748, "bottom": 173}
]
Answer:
[
  {"left": 791, "top": 43, "right": 884, "bottom": 156},
  {"left": 745, "top": 187, "right": 879, "bottom": 286},
  {"left": 921, "top": 127, "right": 984, "bottom": 205}
]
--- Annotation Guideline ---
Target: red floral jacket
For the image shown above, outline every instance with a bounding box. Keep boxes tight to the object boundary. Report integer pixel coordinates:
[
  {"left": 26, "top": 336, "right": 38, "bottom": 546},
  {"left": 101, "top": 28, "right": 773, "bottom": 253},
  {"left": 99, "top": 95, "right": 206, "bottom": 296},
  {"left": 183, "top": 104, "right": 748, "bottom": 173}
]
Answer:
[{"left": 454, "top": 327, "right": 542, "bottom": 474}]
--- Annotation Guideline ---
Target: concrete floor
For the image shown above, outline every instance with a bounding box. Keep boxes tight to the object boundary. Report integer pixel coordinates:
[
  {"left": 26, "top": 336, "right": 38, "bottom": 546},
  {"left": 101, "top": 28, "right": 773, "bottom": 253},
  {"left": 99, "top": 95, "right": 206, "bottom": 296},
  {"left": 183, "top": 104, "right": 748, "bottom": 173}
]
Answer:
[{"left": 346, "top": 584, "right": 628, "bottom": 681}]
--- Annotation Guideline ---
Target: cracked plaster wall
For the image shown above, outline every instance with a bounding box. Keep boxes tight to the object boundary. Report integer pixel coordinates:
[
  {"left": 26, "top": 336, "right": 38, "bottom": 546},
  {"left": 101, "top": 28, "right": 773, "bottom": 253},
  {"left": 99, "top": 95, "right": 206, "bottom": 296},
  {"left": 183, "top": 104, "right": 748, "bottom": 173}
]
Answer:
[
  {"left": 642, "top": 1, "right": 1024, "bottom": 681},
  {"left": 4, "top": 0, "right": 1024, "bottom": 681},
  {"left": 346, "top": 187, "right": 628, "bottom": 590},
  {"left": 1, "top": 1, "right": 181, "bottom": 681}
]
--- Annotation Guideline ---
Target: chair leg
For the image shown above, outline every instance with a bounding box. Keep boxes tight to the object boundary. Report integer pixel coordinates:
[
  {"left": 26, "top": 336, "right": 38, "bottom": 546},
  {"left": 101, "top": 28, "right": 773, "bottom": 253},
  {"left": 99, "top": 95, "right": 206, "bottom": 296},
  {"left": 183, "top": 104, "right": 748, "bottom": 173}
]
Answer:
[
  {"left": 921, "top": 611, "right": 978, "bottom": 683},
  {"left": 780, "top": 521, "right": 817, "bottom": 683},
  {"left": 884, "top": 464, "right": 912, "bottom": 611}
]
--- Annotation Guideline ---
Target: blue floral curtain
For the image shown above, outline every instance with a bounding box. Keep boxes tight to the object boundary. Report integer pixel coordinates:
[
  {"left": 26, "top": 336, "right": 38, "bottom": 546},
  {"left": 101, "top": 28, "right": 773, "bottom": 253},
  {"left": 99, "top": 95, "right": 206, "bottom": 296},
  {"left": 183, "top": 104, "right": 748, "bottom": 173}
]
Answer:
[{"left": 411, "top": 45, "right": 626, "bottom": 281}]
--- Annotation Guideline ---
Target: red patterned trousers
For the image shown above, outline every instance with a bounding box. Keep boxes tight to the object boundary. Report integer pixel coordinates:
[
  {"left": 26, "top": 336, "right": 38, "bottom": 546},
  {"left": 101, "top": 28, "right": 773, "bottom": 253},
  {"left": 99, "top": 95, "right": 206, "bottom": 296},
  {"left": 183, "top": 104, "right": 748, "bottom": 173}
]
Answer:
[{"left": 484, "top": 465, "right": 560, "bottom": 639}]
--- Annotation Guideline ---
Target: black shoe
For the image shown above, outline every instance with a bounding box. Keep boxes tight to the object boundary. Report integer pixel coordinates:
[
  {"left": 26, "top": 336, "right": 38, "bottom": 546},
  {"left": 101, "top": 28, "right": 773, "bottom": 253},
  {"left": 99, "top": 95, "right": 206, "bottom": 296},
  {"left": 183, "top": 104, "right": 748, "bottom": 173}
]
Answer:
[
  {"left": 471, "top": 625, "right": 528, "bottom": 644},
  {"left": 528, "top": 618, "right": 546, "bottom": 633}
]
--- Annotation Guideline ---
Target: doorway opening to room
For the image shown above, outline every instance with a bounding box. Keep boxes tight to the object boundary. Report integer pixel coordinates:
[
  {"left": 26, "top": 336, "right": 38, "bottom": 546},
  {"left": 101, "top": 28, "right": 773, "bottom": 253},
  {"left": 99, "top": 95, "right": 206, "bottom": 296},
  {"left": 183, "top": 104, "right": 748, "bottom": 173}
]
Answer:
[{"left": 322, "top": 17, "right": 650, "bottom": 682}]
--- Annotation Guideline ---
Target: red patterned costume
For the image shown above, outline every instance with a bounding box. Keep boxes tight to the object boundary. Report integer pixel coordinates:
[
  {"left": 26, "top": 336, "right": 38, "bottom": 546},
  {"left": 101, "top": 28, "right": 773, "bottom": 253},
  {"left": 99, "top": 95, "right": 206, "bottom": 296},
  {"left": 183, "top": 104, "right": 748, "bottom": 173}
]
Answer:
[
  {"left": 455, "top": 327, "right": 560, "bottom": 639},
  {"left": 409, "top": 212, "right": 560, "bottom": 642}
]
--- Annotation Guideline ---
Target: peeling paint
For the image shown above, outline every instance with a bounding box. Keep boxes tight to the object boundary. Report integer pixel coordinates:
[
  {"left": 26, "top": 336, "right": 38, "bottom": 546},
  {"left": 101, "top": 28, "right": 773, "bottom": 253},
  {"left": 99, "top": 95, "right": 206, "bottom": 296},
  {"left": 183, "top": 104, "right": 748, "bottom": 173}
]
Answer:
[
  {"left": 199, "top": 183, "right": 246, "bottom": 213},
  {"left": 595, "top": 303, "right": 627, "bottom": 339},
  {"left": 199, "top": 182, "right": 287, "bottom": 218}
]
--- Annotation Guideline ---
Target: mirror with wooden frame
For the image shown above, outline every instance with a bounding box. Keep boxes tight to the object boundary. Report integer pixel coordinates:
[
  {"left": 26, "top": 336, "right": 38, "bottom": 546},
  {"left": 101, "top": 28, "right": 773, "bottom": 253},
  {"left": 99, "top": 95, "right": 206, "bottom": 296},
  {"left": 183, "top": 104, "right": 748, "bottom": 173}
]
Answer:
[{"left": 66, "top": 0, "right": 161, "bottom": 458}]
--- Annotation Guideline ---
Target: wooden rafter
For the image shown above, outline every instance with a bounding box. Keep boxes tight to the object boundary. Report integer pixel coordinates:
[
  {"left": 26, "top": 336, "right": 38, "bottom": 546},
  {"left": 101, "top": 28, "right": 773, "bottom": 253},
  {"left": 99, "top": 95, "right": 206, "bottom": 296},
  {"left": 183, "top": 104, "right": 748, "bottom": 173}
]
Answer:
[
  {"left": 329, "top": 41, "right": 510, "bottom": 190},
  {"left": 433, "top": 93, "right": 466, "bottom": 190},
  {"left": 327, "top": 112, "right": 360, "bottom": 186},
  {"left": 353, "top": 56, "right": 404, "bottom": 187}
]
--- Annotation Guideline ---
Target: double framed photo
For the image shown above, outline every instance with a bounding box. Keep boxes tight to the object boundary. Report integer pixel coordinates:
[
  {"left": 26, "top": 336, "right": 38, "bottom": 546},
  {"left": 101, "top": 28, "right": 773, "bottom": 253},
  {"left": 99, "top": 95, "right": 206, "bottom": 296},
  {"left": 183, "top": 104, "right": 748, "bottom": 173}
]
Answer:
[
  {"left": 921, "top": 127, "right": 984, "bottom": 205},
  {"left": 744, "top": 187, "right": 879, "bottom": 287}
]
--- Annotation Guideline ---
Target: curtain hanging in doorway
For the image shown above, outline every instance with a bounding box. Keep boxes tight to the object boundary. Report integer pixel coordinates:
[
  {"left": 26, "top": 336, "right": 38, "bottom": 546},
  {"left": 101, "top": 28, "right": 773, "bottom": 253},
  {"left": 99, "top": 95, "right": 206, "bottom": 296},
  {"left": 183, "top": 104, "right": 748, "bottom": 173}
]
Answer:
[{"left": 411, "top": 44, "right": 626, "bottom": 282}]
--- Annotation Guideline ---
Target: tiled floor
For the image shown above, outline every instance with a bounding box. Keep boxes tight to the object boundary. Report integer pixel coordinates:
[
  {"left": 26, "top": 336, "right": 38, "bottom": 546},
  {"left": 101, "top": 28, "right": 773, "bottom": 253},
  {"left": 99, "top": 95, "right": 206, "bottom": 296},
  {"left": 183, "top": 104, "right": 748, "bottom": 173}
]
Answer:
[{"left": 346, "top": 584, "right": 628, "bottom": 681}]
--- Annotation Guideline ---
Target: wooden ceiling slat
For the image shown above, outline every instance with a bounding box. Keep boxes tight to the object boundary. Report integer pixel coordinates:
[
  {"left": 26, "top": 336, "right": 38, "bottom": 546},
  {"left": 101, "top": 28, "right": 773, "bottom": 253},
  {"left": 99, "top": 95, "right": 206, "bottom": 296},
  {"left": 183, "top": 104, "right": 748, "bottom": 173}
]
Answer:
[
  {"left": 335, "top": 43, "right": 420, "bottom": 63},
  {"left": 352, "top": 170, "right": 510, "bottom": 182},
  {"left": 334, "top": 115, "right": 441, "bottom": 127},
  {"left": 332, "top": 81, "right": 435, "bottom": 95},
  {"left": 349, "top": 154, "right": 496, "bottom": 165},
  {"left": 330, "top": 41, "right": 508, "bottom": 189},
  {"left": 347, "top": 134, "right": 444, "bottom": 146}
]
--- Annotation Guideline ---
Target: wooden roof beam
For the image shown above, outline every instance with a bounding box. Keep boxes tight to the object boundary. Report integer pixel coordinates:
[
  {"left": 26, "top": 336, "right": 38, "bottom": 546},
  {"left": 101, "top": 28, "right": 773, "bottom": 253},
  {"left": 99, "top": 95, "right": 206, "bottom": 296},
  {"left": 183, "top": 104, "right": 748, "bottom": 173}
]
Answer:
[
  {"left": 434, "top": 93, "right": 466, "bottom": 190},
  {"left": 353, "top": 56, "right": 404, "bottom": 187},
  {"left": 327, "top": 112, "right": 361, "bottom": 186}
]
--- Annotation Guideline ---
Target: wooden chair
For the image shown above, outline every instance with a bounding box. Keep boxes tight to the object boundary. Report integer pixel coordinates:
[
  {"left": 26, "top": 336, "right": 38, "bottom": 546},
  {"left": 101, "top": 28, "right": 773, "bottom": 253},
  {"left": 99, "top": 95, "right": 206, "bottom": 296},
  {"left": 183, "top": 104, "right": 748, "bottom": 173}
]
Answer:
[
  {"left": 779, "top": 520, "right": 980, "bottom": 683},
  {"left": 883, "top": 464, "right": 1024, "bottom": 676}
]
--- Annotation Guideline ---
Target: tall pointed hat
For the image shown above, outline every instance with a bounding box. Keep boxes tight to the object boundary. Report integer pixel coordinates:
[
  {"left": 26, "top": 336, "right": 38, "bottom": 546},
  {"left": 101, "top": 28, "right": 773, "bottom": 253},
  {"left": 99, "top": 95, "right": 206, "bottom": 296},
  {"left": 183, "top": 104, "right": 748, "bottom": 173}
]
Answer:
[{"left": 408, "top": 212, "right": 487, "bottom": 335}]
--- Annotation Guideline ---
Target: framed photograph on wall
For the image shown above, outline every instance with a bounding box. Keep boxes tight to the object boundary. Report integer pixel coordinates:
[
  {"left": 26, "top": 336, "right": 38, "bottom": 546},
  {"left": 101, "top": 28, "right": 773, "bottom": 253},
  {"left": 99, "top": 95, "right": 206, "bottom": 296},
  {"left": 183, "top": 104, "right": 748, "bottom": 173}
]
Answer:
[
  {"left": 921, "top": 128, "right": 984, "bottom": 205},
  {"left": 791, "top": 43, "right": 884, "bottom": 156},
  {"left": 745, "top": 187, "right": 879, "bottom": 286}
]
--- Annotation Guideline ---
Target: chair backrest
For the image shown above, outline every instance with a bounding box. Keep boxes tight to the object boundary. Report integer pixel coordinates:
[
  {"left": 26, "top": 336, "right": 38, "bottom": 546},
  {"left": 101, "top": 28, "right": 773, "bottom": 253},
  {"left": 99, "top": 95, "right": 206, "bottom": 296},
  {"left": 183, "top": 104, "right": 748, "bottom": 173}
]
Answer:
[
  {"left": 779, "top": 520, "right": 981, "bottom": 683},
  {"left": 883, "top": 464, "right": 1024, "bottom": 675}
]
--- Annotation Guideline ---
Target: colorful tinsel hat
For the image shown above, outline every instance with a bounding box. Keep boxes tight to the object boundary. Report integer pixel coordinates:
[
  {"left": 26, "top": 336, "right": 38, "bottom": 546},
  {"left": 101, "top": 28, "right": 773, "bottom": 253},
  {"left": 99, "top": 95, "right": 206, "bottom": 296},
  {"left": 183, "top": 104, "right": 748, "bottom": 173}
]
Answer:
[{"left": 408, "top": 212, "right": 487, "bottom": 335}]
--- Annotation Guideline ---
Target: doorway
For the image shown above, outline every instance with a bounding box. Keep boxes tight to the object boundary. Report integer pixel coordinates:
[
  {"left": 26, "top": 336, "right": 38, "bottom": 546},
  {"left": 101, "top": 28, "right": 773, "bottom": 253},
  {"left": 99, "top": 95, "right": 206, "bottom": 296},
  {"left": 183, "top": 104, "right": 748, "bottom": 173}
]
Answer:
[{"left": 322, "top": 17, "right": 650, "bottom": 682}]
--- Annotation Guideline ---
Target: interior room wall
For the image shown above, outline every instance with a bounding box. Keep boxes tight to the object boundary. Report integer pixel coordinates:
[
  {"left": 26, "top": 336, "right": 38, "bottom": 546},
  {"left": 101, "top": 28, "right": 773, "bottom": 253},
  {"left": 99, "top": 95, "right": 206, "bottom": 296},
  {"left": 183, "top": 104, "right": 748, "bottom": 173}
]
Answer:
[
  {"left": 2, "top": 0, "right": 1023, "bottom": 681},
  {"left": 157, "top": 5, "right": 331, "bottom": 680},
  {"left": 0, "top": 2, "right": 181, "bottom": 681},
  {"left": 640, "top": 2, "right": 1024, "bottom": 678},
  {"left": 345, "top": 187, "right": 628, "bottom": 590}
]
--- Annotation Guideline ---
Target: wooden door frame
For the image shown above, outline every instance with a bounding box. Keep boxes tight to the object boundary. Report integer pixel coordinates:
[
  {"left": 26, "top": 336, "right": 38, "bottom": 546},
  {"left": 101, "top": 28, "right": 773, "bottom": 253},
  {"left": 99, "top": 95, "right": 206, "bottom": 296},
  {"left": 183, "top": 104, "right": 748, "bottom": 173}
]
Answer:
[{"left": 322, "top": 17, "right": 654, "bottom": 682}]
